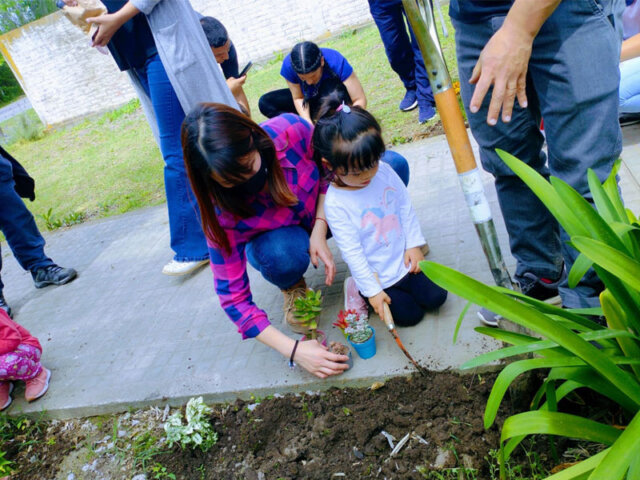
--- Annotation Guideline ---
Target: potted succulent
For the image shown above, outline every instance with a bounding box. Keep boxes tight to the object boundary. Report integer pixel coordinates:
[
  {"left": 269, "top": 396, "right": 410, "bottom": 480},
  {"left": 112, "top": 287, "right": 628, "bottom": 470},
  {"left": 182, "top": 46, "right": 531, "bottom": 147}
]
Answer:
[
  {"left": 328, "top": 340, "right": 353, "bottom": 369},
  {"left": 335, "top": 309, "right": 376, "bottom": 359},
  {"left": 294, "top": 289, "right": 327, "bottom": 345}
]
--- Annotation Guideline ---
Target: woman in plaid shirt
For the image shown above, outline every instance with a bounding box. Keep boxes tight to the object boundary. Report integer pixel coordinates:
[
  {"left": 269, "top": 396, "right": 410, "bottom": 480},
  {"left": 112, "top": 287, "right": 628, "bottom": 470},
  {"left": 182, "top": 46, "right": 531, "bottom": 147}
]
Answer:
[{"left": 182, "top": 103, "right": 350, "bottom": 378}]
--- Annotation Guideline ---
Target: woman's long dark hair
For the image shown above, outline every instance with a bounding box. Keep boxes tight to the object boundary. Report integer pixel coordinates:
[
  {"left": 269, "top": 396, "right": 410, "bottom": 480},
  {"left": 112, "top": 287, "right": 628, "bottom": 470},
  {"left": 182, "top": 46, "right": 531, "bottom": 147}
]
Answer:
[
  {"left": 312, "top": 93, "right": 386, "bottom": 177},
  {"left": 182, "top": 103, "right": 297, "bottom": 255}
]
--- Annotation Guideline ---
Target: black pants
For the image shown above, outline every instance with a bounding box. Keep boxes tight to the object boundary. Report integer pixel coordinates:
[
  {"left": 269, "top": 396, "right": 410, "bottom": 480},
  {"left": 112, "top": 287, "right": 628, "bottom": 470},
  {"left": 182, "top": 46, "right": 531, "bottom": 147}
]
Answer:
[
  {"left": 258, "top": 89, "right": 296, "bottom": 119},
  {"left": 364, "top": 272, "right": 447, "bottom": 327}
]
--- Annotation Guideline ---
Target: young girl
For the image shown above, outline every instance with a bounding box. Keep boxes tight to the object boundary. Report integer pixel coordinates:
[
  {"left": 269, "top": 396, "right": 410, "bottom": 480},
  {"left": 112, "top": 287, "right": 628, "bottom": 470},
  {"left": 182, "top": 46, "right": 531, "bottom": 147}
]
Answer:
[
  {"left": 0, "top": 309, "right": 50, "bottom": 410},
  {"left": 314, "top": 99, "right": 447, "bottom": 326}
]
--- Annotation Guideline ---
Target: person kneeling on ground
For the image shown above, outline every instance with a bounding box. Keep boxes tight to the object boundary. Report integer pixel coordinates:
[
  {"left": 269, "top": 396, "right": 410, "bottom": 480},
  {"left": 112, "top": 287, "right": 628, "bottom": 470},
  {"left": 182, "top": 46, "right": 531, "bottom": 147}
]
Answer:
[{"left": 0, "top": 309, "right": 51, "bottom": 411}]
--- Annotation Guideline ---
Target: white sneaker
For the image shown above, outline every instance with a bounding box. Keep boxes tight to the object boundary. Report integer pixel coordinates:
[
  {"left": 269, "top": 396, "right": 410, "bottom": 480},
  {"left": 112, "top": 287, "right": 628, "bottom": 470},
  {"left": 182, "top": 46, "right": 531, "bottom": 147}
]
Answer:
[{"left": 162, "top": 259, "right": 209, "bottom": 276}]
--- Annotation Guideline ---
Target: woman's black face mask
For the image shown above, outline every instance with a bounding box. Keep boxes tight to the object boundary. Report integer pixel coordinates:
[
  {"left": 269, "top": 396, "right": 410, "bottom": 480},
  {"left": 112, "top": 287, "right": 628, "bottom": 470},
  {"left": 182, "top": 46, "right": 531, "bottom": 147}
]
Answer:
[{"left": 225, "top": 154, "right": 268, "bottom": 196}]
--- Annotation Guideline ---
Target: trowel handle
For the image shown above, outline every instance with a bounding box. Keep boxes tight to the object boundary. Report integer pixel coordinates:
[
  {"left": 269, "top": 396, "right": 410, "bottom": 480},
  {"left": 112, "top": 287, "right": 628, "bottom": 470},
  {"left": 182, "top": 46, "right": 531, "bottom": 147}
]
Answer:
[
  {"left": 381, "top": 302, "right": 395, "bottom": 331},
  {"left": 374, "top": 272, "right": 396, "bottom": 330}
]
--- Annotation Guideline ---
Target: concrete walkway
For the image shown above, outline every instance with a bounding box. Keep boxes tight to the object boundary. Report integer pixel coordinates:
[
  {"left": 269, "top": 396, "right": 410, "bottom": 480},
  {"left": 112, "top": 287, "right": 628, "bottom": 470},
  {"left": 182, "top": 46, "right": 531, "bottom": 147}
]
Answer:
[{"left": 3, "top": 127, "right": 640, "bottom": 420}]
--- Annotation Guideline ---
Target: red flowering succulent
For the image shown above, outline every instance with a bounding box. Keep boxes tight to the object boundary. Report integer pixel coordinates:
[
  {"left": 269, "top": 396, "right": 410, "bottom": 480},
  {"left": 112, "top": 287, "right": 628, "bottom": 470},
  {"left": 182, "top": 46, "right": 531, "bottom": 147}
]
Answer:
[{"left": 333, "top": 309, "right": 357, "bottom": 337}]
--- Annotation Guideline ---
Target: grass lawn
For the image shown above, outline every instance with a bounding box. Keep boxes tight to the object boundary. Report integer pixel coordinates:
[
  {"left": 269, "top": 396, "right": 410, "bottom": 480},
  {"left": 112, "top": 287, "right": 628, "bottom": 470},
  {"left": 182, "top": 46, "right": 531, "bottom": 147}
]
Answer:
[{"left": 2, "top": 14, "right": 458, "bottom": 232}]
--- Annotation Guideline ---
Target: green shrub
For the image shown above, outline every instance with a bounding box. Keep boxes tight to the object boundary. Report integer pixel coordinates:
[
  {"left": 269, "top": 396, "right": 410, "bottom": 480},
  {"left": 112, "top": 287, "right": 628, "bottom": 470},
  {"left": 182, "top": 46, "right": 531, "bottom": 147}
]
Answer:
[
  {"left": 163, "top": 397, "right": 218, "bottom": 453},
  {"left": 421, "top": 153, "right": 640, "bottom": 480}
]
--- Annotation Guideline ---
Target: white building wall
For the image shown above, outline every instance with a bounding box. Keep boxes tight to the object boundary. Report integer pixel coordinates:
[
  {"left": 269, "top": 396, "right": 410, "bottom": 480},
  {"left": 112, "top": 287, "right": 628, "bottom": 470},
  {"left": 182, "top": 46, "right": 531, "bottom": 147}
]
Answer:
[{"left": 0, "top": 0, "right": 372, "bottom": 127}]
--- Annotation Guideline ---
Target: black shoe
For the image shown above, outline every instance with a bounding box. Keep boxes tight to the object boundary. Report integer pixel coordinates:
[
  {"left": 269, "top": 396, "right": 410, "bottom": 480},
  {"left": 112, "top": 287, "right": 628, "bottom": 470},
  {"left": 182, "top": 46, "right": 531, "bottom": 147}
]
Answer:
[
  {"left": 0, "top": 293, "right": 12, "bottom": 318},
  {"left": 518, "top": 271, "right": 564, "bottom": 304},
  {"left": 32, "top": 265, "right": 77, "bottom": 289},
  {"left": 619, "top": 113, "right": 640, "bottom": 127}
]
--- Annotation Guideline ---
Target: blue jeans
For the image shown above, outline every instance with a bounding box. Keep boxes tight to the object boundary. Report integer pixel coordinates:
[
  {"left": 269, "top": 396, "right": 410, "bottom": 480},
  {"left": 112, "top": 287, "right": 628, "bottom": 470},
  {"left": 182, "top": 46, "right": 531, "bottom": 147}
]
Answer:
[
  {"left": 246, "top": 151, "right": 410, "bottom": 289},
  {"left": 0, "top": 154, "right": 53, "bottom": 292},
  {"left": 453, "top": 0, "right": 623, "bottom": 308},
  {"left": 368, "top": 0, "right": 434, "bottom": 107},
  {"left": 134, "top": 54, "right": 208, "bottom": 262},
  {"left": 619, "top": 56, "right": 640, "bottom": 113}
]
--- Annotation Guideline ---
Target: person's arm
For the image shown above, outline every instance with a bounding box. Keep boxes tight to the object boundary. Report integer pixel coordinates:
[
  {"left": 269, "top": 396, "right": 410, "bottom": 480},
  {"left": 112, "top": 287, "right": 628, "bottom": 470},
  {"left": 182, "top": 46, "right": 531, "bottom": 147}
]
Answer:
[
  {"left": 86, "top": 1, "right": 140, "bottom": 47},
  {"left": 309, "top": 193, "right": 335, "bottom": 286},
  {"left": 286, "top": 80, "right": 313, "bottom": 123},
  {"left": 226, "top": 76, "right": 251, "bottom": 116},
  {"left": 343, "top": 72, "right": 367, "bottom": 109},
  {"left": 469, "top": 0, "right": 561, "bottom": 125},
  {"left": 622, "top": 33, "right": 640, "bottom": 62},
  {"left": 257, "top": 326, "right": 348, "bottom": 378}
]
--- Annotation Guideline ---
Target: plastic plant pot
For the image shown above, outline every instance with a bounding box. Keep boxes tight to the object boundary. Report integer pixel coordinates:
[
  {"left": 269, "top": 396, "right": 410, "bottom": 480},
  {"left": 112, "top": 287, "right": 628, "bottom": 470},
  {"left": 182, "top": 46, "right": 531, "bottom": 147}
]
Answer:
[{"left": 348, "top": 327, "right": 376, "bottom": 359}]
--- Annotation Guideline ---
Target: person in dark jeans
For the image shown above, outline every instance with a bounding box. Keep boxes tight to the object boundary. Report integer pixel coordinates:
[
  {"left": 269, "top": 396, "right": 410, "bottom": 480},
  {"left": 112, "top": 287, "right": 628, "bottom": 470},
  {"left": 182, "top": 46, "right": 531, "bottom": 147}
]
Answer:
[
  {"left": 449, "top": 0, "right": 624, "bottom": 325},
  {"left": 368, "top": 0, "right": 436, "bottom": 123},
  {"left": 0, "top": 147, "right": 77, "bottom": 318},
  {"left": 200, "top": 16, "right": 251, "bottom": 116}
]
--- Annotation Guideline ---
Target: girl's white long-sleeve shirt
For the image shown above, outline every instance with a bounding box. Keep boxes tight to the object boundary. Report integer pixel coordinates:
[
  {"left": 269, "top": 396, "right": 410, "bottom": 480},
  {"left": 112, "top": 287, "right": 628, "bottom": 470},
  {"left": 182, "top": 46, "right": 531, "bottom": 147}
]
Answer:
[{"left": 325, "top": 162, "right": 426, "bottom": 297}]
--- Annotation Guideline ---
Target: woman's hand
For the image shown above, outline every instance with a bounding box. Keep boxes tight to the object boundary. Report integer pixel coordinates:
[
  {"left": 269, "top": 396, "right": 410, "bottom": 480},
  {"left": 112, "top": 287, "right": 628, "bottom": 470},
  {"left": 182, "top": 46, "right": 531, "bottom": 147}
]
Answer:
[
  {"left": 368, "top": 290, "right": 391, "bottom": 322},
  {"left": 87, "top": 2, "right": 140, "bottom": 47},
  {"left": 404, "top": 247, "right": 424, "bottom": 274},
  {"left": 310, "top": 222, "right": 335, "bottom": 286},
  {"left": 295, "top": 340, "right": 349, "bottom": 378}
]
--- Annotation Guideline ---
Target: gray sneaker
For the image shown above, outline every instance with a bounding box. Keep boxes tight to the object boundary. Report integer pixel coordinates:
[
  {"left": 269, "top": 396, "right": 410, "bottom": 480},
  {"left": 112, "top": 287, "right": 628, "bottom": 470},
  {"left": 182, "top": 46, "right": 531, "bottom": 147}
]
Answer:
[{"left": 477, "top": 271, "right": 564, "bottom": 327}]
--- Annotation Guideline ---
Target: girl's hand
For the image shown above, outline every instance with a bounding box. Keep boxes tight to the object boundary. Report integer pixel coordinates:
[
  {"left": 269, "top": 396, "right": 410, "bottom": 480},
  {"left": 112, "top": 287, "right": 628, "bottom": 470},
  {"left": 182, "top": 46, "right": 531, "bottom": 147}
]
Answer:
[
  {"left": 295, "top": 340, "right": 349, "bottom": 378},
  {"left": 368, "top": 290, "right": 391, "bottom": 322},
  {"left": 404, "top": 247, "right": 424, "bottom": 274},
  {"left": 226, "top": 75, "right": 247, "bottom": 95},
  {"left": 310, "top": 224, "right": 335, "bottom": 286}
]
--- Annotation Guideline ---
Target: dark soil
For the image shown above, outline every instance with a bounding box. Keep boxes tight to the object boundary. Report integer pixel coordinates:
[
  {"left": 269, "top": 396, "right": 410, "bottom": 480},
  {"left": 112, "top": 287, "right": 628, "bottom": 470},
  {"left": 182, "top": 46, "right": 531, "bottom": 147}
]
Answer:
[{"left": 5, "top": 371, "right": 590, "bottom": 480}]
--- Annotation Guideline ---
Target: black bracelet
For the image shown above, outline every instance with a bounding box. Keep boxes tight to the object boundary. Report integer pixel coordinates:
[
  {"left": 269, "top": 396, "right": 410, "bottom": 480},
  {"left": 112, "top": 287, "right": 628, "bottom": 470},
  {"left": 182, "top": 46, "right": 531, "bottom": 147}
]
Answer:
[{"left": 289, "top": 340, "right": 300, "bottom": 369}]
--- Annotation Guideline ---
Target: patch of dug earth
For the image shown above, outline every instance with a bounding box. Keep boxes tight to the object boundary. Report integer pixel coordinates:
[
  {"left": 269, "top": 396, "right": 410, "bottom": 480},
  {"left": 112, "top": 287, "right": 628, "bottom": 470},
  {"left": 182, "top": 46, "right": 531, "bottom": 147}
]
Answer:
[{"left": 6, "top": 372, "right": 562, "bottom": 479}]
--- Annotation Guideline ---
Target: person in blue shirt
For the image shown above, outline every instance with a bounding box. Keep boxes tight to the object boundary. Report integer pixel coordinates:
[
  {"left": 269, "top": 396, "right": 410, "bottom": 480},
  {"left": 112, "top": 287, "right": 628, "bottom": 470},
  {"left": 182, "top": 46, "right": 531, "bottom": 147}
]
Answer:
[
  {"left": 199, "top": 16, "right": 251, "bottom": 116},
  {"left": 258, "top": 41, "right": 366, "bottom": 123}
]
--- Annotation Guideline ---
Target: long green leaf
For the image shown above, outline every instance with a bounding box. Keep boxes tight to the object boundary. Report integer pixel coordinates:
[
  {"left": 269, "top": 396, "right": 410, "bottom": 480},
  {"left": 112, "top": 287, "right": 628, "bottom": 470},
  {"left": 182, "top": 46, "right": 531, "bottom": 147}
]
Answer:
[
  {"left": 484, "top": 358, "right": 587, "bottom": 428},
  {"left": 421, "top": 261, "right": 640, "bottom": 407},
  {"left": 602, "top": 160, "right": 628, "bottom": 222},
  {"left": 594, "top": 268, "right": 640, "bottom": 335},
  {"left": 461, "top": 329, "right": 637, "bottom": 370},
  {"left": 453, "top": 301, "right": 472, "bottom": 344},
  {"left": 572, "top": 237, "right": 640, "bottom": 290},
  {"left": 601, "top": 290, "right": 640, "bottom": 379},
  {"left": 501, "top": 411, "right": 621, "bottom": 446},
  {"left": 551, "top": 177, "right": 628, "bottom": 254},
  {"left": 589, "top": 410, "right": 640, "bottom": 479},
  {"left": 588, "top": 168, "right": 622, "bottom": 224},
  {"left": 496, "top": 149, "right": 588, "bottom": 237},
  {"left": 548, "top": 366, "right": 640, "bottom": 413},
  {"left": 568, "top": 254, "right": 593, "bottom": 289},
  {"left": 545, "top": 448, "right": 609, "bottom": 480},
  {"left": 485, "top": 356, "right": 640, "bottom": 429}
]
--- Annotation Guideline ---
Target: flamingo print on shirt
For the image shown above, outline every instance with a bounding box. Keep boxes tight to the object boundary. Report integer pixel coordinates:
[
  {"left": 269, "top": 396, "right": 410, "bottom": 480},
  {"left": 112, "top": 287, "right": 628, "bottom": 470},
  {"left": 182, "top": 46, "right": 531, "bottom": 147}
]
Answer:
[{"left": 360, "top": 186, "right": 401, "bottom": 245}]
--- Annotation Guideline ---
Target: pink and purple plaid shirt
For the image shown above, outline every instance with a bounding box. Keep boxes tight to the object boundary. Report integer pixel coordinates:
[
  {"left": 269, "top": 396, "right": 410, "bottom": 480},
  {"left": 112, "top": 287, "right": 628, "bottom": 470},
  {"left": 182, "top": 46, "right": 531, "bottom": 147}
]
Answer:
[{"left": 208, "top": 114, "right": 326, "bottom": 339}]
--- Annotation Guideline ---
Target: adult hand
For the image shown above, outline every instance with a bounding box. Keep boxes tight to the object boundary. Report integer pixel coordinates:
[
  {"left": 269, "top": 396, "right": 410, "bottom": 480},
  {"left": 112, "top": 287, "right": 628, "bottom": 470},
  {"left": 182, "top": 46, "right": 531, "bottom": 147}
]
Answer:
[
  {"left": 404, "top": 247, "right": 424, "bottom": 274},
  {"left": 61, "top": 0, "right": 78, "bottom": 5},
  {"left": 226, "top": 75, "right": 247, "bottom": 96},
  {"left": 368, "top": 290, "right": 391, "bottom": 322},
  {"left": 87, "top": 13, "right": 127, "bottom": 47},
  {"left": 310, "top": 227, "right": 335, "bottom": 286},
  {"left": 295, "top": 340, "right": 349, "bottom": 378},
  {"left": 469, "top": 24, "right": 533, "bottom": 125}
]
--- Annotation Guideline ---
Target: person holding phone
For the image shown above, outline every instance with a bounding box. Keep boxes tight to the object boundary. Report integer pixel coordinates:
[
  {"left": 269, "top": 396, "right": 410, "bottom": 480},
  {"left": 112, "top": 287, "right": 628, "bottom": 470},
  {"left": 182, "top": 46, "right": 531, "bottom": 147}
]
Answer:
[{"left": 200, "top": 16, "right": 251, "bottom": 116}]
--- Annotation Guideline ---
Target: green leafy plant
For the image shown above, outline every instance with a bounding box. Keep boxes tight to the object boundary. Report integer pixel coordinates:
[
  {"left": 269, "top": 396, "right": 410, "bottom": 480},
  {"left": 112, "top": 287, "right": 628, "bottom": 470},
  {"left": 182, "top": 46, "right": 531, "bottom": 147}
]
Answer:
[
  {"left": 163, "top": 397, "right": 218, "bottom": 453},
  {"left": 293, "top": 289, "right": 322, "bottom": 340},
  {"left": 0, "top": 449, "right": 14, "bottom": 476},
  {"left": 421, "top": 152, "right": 640, "bottom": 480}
]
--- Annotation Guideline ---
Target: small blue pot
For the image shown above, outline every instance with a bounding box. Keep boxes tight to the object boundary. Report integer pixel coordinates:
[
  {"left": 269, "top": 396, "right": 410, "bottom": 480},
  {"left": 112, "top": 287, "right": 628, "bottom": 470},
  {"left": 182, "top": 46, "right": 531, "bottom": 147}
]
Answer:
[{"left": 348, "top": 327, "right": 376, "bottom": 359}]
